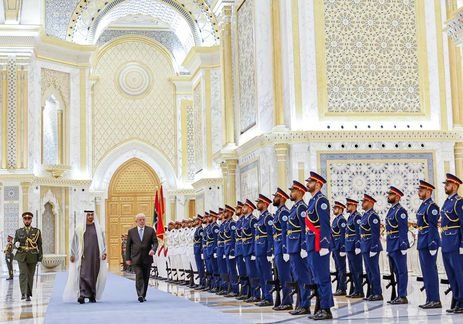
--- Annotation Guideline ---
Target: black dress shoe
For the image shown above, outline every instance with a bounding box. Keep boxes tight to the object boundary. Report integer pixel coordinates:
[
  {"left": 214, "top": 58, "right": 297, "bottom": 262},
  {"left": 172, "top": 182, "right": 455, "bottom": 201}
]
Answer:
[
  {"left": 419, "top": 301, "right": 440, "bottom": 309},
  {"left": 256, "top": 300, "right": 273, "bottom": 307},
  {"left": 273, "top": 304, "right": 293, "bottom": 311},
  {"left": 21, "top": 295, "right": 26, "bottom": 300},
  {"left": 236, "top": 295, "right": 248, "bottom": 300},
  {"left": 77, "top": 297, "right": 85, "bottom": 304},
  {"left": 349, "top": 292, "right": 364, "bottom": 299},
  {"left": 390, "top": 297, "right": 408, "bottom": 305},
  {"left": 244, "top": 297, "right": 259, "bottom": 303},
  {"left": 89, "top": 297, "right": 96, "bottom": 303},
  {"left": 333, "top": 290, "right": 346, "bottom": 296},
  {"left": 143, "top": 297, "right": 147, "bottom": 302},
  {"left": 312, "top": 309, "right": 333, "bottom": 320},
  {"left": 363, "top": 295, "right": 372, "bottom": 301},
  {"left": 225, "top": 292, "right": 239, "bottom": 297},
  {"left": 446, "top": 308, "right": 455, "bottom": 313},
  {"left": 289, "top": 307, "right": 310, "bottom": 315},
  {"left": 138, "top": 296, "right": 144, "bottom": 303},
  {"left": 368, "top": 294, "right": 383, "bottom": 301},
  {"left": 454, "top": 306, "right": 463, "bottom": 313},
  {"left": 25, "top": 296, "right": 31, "bottom": 302},
  {"left": 6, "top": 277, "right": 13, "bottom": 280}
]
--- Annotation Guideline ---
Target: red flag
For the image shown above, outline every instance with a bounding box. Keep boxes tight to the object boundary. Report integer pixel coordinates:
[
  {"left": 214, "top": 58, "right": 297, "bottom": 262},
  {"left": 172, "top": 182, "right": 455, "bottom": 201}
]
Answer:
[{"left": 156, "top": 189, "right": 165, "bottom": 240}]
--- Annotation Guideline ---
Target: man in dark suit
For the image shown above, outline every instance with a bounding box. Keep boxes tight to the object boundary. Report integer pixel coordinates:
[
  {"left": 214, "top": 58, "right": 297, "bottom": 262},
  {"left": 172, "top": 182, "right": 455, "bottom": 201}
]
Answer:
[{"left": 125, "top": 213, "right": 158, "bottom": 302}]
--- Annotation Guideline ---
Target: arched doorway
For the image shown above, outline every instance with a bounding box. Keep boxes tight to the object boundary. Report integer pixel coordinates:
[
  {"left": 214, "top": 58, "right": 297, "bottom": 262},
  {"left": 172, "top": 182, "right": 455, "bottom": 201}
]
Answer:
[{"left": 106, "top": 158, "right": 160, "bottom": 271}]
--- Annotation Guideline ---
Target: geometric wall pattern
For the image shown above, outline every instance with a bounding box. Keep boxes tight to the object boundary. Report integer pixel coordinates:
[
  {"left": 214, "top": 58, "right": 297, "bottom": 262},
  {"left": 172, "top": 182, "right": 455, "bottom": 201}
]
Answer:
[
  {"left": 186, "top": 104, "right": 196, "bottom": 180},
  {"left": 7, "top": 57, "right": 17, "bottom": 169},
  {"left": 319, "top": 152, "right": 434, "bottom": 220},
  {"left": 320, "top": 0, "right": 423, "bottom": 113},
  {"left": 210, "top": 69, "right": 223, "bottom": 154},
  {"left": 237, "top": 0, "right": 257, "bottom": 133},
  {"left": 93, "top": 40, "right": 176, "bottom": 168},
  {"left": 239, "top": 160, "right": 259, "bottom": 202},
  {"left": 193, "top": 82, "right": 204, "bottom": 173},
  {"left": 3, "top": 186, "right": 20, "bottom": 239}
]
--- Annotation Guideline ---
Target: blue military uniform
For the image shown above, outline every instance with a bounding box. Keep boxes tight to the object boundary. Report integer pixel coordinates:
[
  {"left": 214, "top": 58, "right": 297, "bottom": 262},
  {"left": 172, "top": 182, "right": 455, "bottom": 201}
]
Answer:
[
  {"left": 385, "top": 187, "right": 409, "bottom": 301},
  {"left": 272, "top": 188, "right": 292, "bottom": 307},
  {"left": 305, "top": 172, "right": 334, "bottom": 314},
  {"left": 193, "top": 217, "right": 206, "bottom": 288},
  {"left": 254, "top": 194, "right": 274, "bottom": 304},
  {"left": 416, "top": 180, "right": 441, "bottom": 306},
  {"left": 202, "top": 220, "right": 213, "bottom": 289},
  {"left": 440, "top": 174, "right": 463, "bottom": 311},
  {"left": 224, "top": 205, "right": 239, "bottom": 295},
  {"left": 234, "top": 202, "right": 248, "bottom": 298},
  {"left": 360, "top": 194, "right": 383, "bottom": 298},
  {"left": 331, "top": 201, "right": 347, "bottom": 294},
  {"left": 287, "top": 181, "right": 312, "bottom": 312},
  {"left": 205, "top": 213, "right": 219, "bottom": 290},
  {"left": 344, "top": 198, "right": 364, "bottom": 297},
  {"left": 217, "top": 214, "right": 228, "bottom": 292},
  {"left": 242, "top": 200, "right": 260, "bottom": 300}
]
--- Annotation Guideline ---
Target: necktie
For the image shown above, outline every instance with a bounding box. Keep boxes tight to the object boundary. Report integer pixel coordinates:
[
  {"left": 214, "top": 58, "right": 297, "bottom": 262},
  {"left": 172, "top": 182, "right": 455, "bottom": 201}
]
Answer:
[{"left": 139, "top": 227, "right": 143, "bottom": 241}]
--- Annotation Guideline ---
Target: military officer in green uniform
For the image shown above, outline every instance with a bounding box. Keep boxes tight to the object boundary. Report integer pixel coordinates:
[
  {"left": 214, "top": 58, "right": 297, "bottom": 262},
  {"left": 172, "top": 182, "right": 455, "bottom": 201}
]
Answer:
[
  {"left": 14, "top": 212, "right": 43, "bottom": 301},
  {"left": 4, "top": 235, "right": 14, "bottom": 280}
]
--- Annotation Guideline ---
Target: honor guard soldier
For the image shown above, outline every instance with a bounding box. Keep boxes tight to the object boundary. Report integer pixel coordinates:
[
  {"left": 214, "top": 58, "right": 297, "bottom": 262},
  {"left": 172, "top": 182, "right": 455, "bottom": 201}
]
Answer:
[
  {"left": 305, "top": 172, "right": 334, "bottom": 320},
  {"left": 193, "top": 215, "right": 206, "bottom": 289},
  {"left": 416, "top": 180, "right": 441, "bottom": 309},
  {"left": 345, "top": 198, "right": 364, "bottom": 298},
  {"left": 331, "top": 201, "right": 348, "bottom": 296},
  {"left": 385, "top": 186, "right": 410, "bottom": 304},
  {"left": 234, "top": 201, "right": 249, "bottom": 300},
  {"left": 360, "top": 194, "right": 383, "bottom": 301},
  {"left": 199, "top": 212, "right": 210, "bottom": 290},
  {"left": 208, "top": 211, "right": 220, "bottom": 292},
  {"left": 254, "top": 194, "right": 274, "bottom": 307},
  {"left": 440, "top": 173, "right": 463, "bottom": 313},
  {"left": 223, "top": 205, "right": 239, "bottom": 297},
  {"left": 217, "top": 208, "right": 228, "bottom": 294},
  {"left": 241, "top": 199, "right": 260, "bottom": 303},
  {"left": 4, "top": 235, "right": 14, "bottom": 280},
  {"left": 14, "top": 212, "right": 43, "bottom": 301},
  {"left": 287, "top": 180, "right": 312, "bottom": 315},
  {"left": 271, "top": 188, "right": 293, "bottom": 310}
]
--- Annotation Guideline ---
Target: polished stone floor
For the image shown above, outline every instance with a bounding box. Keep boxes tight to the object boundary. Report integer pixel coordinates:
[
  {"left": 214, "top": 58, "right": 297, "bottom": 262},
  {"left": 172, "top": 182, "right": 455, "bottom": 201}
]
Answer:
[{"left": 1, "top": 267, "right": 462, "bottom": 323}]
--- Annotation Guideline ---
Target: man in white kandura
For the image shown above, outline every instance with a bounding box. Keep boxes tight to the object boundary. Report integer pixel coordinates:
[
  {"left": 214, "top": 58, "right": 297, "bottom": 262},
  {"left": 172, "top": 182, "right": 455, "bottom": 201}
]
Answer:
[{"left": 63, "top": 210, "right": 107, "bottom": 304}]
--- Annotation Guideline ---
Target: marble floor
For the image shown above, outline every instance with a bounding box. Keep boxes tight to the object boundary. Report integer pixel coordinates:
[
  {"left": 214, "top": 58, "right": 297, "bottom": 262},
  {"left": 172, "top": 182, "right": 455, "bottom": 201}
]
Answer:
[{"left": 1, "top": 268, "right": 462, "bottom": 323}]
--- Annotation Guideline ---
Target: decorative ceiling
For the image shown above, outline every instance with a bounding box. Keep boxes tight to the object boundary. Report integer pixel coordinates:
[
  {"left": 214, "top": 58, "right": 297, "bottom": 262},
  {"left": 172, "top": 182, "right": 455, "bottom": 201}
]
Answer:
[{"left": 45, "top": 0, "right": 219, "bottom": 58}]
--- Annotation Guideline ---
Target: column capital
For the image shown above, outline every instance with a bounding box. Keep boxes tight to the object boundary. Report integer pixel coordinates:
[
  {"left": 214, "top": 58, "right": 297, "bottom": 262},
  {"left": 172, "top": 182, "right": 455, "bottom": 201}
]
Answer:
[{"left": 274, "top": 143, "right": 289, "bottom": 160}]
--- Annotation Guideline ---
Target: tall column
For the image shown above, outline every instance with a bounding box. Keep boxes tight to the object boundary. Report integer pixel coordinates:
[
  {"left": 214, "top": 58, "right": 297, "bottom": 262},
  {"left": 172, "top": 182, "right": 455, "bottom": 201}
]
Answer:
[
  {"left": 447, "top": 0, "right": 463, "bottom": 127},
  {"left": 455, "top": 142, "right": 463, "bottom": 195},
  {"left": 21, "top": 182, "right": 30, "bottom": 213},
  {"left": 275, "top": 143, "right": 289, "bottom": 188},
  {"left": 170, "top": 196, "right": 176, "bottom": 222},
  {"left": 219, "top": 6, "right": 235, "bottom": 145},
  {"left": 221, "top": 159, "right": 238, "bottom": 205},
  {"left": 272, "top": 0, "right": 285, "bottom": 128}
]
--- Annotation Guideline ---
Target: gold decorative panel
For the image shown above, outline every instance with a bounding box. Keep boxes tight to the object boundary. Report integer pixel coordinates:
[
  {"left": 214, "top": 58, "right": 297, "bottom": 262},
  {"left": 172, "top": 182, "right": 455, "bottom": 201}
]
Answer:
[
  {"left": 193, "top": 82, "right": 204, "bottom": 173},
  {"left": 93, "top": 39, "right": 176, "bottom": 168},
  {"left": 237, "top": 0, "right": 257, "bottom": 133},
  {"left": 315, "top": 0, "right": 429, "bottom": 115},
  {"left": 109, "top": 158, "right": 160, "bottom": 195}
]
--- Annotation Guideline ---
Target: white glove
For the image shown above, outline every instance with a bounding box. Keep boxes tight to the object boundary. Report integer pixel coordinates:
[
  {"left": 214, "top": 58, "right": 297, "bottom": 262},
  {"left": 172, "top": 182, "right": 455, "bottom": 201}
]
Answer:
[
  {"left": 229, "top": 255, "right": 235, "bottom": 260},
  {"left": 267, "top": 256, "right": 273, "bottom": 262},
  {"left": 283, "top": 254, "right": 290, "bottom": 262},
  {"left": 213, "top": 253, "right": 217, "bottom": 258},
  {"left": 15, "top": 241, "right": 20, "bottom": 248},
  {"left": 460, "top": 247, "right": 463, "bottom": 255},
  {"left": 223, "top": 255, "right": 226, "bottom": 259},
  {"left": 201, "top": 254, "right": 204, "bottom": 260},
  {"left": 300, "top": 250, "right": 308, "bottom": 258},
  {"left": 355, "top": 248, "right": 361, "bottom": 255},
  {"left": 369, "top": 251, "right": 377, "bottom": 258},
  {"left": 385, "top": 251, "right": 389, "bottom": 256},
  {"left": 429, "top": 249, "right": 437, "bottom": 256},
  {"left": 319, "top": 248, "right": 329, "bottom": 257},
  {"left": 401, "top": 249, "right": 407, "bottom": 255},
  {"left": 250, "top": 255, "right": 256, "bottom": 261},
  {"left": 339, "top": 252, "right": 346, "bottom": 257}
]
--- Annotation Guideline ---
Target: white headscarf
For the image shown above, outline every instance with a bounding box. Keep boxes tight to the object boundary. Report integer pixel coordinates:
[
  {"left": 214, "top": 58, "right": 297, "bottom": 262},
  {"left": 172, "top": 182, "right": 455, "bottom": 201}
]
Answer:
[{"left": 63, "top": 211, "right": 108, "bottom": 302}]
